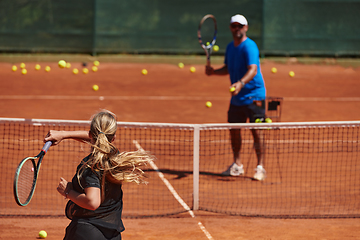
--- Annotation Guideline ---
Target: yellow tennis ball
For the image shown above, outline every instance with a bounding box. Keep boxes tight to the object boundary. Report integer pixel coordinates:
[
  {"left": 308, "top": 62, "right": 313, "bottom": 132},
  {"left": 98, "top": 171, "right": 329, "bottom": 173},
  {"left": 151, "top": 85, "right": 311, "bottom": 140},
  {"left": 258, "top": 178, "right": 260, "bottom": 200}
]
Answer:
[
  {"left": 66, "top": 62, "right": 71, "bottom": 68},
  {"left": 265, "top": 118, "right": 272, "bottom": 123},
  {"left": 229, "top": 86, "right": 236, "bottom": 93},
  {"left": 205, "top": 101, "right": 212, "bottom": 108},
  {"left": 206, "top": 42, "right": 210, "bottom": 46},
  {"left": 21, "top": 69, "right": 27, "bottom": 75},
  {"left": 178, "top": 62, "right": 184, "bottom": 69},
  {"left": 72, "top": 68, "right": 79, "bottom": 74},
  {"left": 93, "top": 60, "right": 100, "bottom": 66},
  {"left": 289, "top": 71, "right": 295, "bottom": 77},
  {"left": 58, "top": 60, "right": 66, "bottom": 68},
  {"left": 20, "top": 63, "right": 26, "bottom": 69},
  {"left": 92, "top": 84, "right": 99, "bottom": 91},
  {"left": 83, "top": 68, "right": 89, "bottom": 74},
  {"left": 255, "top": 118, "right": 262, "bottom": 123},
  {"left": 271, "top": 67, "right": 277, "bottom": 73},
  {"left": 213, "top": 45, "right": 219, "bottom": 52},
  {"left": 92, "top": 66, "right": 98, "bottom": 72},
  {"left": 190, "top": 66, "right": 196, "bottom": 73},
  {"left": 45, "top": 66, "right": 51, "bottom": 72},
  {"left": 141, "top": 69, "right": 148, "bottom": 75},
  {"left": 39, "top": 230, "right": 47, "bottom": 239},
  {"left": 35, "top": 64, "right": 41, "bottom": 70},
  {"left": 12, "top": 65, "right": 17, "bottom": 71}
]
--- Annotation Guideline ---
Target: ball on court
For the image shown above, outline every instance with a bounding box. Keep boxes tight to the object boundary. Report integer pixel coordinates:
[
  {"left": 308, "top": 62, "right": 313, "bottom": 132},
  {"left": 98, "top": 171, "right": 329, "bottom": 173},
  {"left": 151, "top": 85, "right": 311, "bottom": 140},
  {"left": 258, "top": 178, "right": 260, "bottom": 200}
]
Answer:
[
  {"left": 72, "top": 68, "right": 79, "bottom": 74},
  {"left": 213, "top": 45, "right": 219, "bottom": 52},
  {"left": 92, "top": 84, "right": 99, "bottom": 91},
  {"left": 178, "top": 62, "right": 184, "bottom": 69},
  {"left": 93, "top": 60, "right": 100, "bottom": 66},
  {"left": 205, "top": 101, "right": 212, "bottom": 108},
  {"left": 45, "top": 66, "right": 51, "bottom": 72},
  {"left": 66, "top": 62, "right": 71, "bottom": 68},
  {"left": 255, "top": 118, "right": 262, "bottom": 123},
  {"left": 39, "top": 230, "right": 47, "bottom": 239},
  {"left": 271, "top": 67, "right": 277, "bottom": 73},
  {"left": 20, "top": 63, "right": 26, "bottom": 69},
  {"left": 21, "top": 69, "right": 27, "bottom": 75},
  {"left": 289, "top": 71, "right": 295, "bottom": 77},
  {"left": 229, "top": 86, "right": 236, "bottom": 93},
  {"left": 35, "top": 64, "right": 41, "bottom": 70},
  {"left": 82, "top": 68, "right": 89, "bottom": 74},
  {"left": 265, "top": 118, "right": 272, "bottom": 123},
  {"left": 58, "top": 60, "right": 66, "bottom": 68},
  {"left": 12, "top": 65, "right": 17, "bottom": 71},
  {"left": 92, "top": 66, "right": 98, "bottom": 72},
  {"left": 141, "top": 69, "right": 148, "bottom": 75},
  {"left": 190, "top": 66, "right": 196, "bottom": 73}
]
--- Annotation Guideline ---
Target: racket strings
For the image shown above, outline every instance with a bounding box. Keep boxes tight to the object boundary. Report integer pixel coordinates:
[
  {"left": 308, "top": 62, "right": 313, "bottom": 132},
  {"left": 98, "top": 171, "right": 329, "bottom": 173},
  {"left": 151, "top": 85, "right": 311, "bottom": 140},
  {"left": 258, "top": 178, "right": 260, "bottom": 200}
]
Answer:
[
  {"left": 17, "top": 159, "right": 36, "bottom": 204},
  {"left": 200, "top": 18, "right": 216, "bottom": 48}
]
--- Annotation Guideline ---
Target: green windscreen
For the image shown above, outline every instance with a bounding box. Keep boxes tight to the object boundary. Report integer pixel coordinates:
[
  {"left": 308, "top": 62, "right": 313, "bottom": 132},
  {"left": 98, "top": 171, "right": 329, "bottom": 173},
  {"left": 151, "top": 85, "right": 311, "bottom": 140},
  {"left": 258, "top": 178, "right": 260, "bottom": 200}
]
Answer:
[{"left": 0, "top": 0, "right": 359, "bottom": 56}]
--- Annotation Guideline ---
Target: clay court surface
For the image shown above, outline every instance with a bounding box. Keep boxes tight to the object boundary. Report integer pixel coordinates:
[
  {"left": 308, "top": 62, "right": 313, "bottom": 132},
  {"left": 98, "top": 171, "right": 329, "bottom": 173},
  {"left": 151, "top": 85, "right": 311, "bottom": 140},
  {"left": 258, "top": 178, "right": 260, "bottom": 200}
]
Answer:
[{"left": 1, "top": 56, "right": 360, "bottom": 239}]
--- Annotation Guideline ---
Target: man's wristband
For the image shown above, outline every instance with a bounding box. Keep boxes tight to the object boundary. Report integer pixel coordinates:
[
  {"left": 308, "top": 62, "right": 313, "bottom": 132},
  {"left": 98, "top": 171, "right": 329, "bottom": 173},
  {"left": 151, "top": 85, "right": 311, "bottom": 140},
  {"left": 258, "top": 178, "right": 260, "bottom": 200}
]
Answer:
[{"left": 239, "top": 80, "right": 245, "bottom": 87}]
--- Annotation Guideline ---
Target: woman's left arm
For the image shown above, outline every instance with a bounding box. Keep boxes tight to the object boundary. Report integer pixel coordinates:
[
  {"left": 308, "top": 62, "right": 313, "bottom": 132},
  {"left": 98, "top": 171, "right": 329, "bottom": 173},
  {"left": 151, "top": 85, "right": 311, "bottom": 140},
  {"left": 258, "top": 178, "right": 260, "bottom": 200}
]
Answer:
[{"left": 57, "top": 177, "right": 101, "bottom": 211}]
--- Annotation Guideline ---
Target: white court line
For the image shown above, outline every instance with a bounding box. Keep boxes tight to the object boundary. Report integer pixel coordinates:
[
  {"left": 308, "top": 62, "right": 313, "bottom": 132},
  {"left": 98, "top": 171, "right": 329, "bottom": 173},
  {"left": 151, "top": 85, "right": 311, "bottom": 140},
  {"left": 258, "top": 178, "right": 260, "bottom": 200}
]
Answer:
[
  {"left": 132, "top": 140, "right": 214, "bottom": 240},
  {"left": 1, "top": 95, "right": 360, "bottom": 101}
]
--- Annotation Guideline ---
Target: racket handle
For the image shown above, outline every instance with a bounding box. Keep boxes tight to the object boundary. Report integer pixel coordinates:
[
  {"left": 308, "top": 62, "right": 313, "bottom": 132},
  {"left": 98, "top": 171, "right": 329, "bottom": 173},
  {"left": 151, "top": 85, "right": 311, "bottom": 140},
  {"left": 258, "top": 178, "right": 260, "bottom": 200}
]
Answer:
[{"left": 42, "top": 141, "right": 52, "bottom": 153}]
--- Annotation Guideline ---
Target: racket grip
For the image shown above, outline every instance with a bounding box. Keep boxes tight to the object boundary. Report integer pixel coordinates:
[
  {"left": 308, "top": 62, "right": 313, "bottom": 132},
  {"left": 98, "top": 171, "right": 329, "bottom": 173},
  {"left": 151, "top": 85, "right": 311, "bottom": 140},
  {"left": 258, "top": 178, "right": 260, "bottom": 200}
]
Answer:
[{"left": 42, "top": 141, "right": 52, "bottom": 153}]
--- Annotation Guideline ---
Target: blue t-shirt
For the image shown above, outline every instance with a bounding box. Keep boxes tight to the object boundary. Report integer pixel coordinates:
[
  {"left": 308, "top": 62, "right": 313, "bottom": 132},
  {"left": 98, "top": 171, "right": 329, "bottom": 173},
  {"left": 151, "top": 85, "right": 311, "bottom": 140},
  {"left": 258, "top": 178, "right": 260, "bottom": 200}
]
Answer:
[{"left": 225, "top": 38, "right": 266, "bottom": 106}]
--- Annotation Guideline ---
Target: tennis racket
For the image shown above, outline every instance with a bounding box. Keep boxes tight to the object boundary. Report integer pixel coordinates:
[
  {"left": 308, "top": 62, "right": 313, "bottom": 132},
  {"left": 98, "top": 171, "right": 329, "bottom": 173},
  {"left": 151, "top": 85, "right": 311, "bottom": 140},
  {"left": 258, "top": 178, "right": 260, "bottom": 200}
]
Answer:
[
  {"left": 197, "top": 14, "right": 217, "bottom": 66},
  {"left": 13, "top": 141, "right": 52, "bottom": 206}
]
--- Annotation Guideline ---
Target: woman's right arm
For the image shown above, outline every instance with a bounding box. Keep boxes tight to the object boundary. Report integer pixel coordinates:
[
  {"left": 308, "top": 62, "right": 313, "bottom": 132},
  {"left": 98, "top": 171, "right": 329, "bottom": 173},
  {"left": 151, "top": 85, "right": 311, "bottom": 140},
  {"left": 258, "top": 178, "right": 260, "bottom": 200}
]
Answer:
[{"left": 44, "top": 130, "right": 90, "bottom": 145}]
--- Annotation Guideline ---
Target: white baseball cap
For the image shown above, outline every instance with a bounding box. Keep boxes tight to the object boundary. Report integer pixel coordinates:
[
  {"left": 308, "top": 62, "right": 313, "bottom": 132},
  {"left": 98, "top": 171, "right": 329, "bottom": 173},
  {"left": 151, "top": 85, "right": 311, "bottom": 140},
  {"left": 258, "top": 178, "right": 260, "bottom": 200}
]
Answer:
[{"left": 230, "top": 14, "right": 248, "bottom": 25}]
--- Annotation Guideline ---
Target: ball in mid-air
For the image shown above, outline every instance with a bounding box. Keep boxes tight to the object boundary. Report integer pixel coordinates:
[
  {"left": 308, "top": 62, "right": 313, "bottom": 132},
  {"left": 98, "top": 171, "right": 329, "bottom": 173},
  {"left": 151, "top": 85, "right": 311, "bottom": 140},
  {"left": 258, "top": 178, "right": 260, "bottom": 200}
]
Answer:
[
  {"left": 12, "top": 65, "right": 17, "bottom": 71},
  {"left": 83, "top": 68, "right": 89, "bottom": 74},
  {"left": 58, "top": 60, "right": 66, "bottom": 68},
  {"left": 229, "top": 86, "right": 236, "bottom": 93},
  {"left": 289, "top": 71, "right": 295, "bottom": 77},
  {"left": 20, "top": 63, "right": 26, "bottom": 69},
  {"left": 72, "top": 68, "right": 79, "bottom": 74},
  {"left": 93, "top": 60, "right": 100, "bottom": 66},
  {"left": 35, "top": 64, "right": 41, "bottom": 70},
  {"left": 45, "top": 66, "right": 51, "bottom": 72},
  {"left": 141, "top": 69, "right": 148, "bottom": 75},
  {"left": 190, "top": 66, "right": 196, "bottom": 73},
  {"left": 92, "top": 85, "right": 99, "bottom": 91},
  {"left": 178, "top": 62, "right": 184, "bottom": 69},
  {"left": 21, "top": 69, "right": 27, "bottom": 75},
  {"left": 271, "top": 67, "right": 277, "bottom": 73},
  {"left": 39, "top": 230, "right": 47, "bottom": 239},
  {"left": 205, "top": 101, "right": 212, "bottom": 108},
  {"left": 213, "top": 45, "right": 219, "bottom": 52}
]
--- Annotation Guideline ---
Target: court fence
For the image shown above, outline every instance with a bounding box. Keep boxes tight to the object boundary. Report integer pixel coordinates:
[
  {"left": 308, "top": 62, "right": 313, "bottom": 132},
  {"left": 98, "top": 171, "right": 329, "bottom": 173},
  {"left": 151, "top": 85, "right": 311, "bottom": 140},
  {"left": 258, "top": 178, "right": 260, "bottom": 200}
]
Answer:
[
  {"left": 0, "top": 0, "right": 359, "bottom": 56},
  {"left": 1, "top": 117, "right": 360, "bottom": 218}
]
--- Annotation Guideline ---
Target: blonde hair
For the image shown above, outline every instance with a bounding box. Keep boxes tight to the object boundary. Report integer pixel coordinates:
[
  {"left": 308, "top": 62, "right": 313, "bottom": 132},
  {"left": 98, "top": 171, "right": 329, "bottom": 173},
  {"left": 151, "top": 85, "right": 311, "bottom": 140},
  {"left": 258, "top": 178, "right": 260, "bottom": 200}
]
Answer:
[{"left": 78, "top": 110, "right": 153, "bottom": 197}]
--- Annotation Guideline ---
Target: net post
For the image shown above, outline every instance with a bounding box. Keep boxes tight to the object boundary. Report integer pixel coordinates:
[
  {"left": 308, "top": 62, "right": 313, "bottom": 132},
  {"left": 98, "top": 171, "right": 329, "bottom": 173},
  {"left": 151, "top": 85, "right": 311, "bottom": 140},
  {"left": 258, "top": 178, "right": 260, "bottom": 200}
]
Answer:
[{"left": 193, "top": 125, "right": 200, "bottom": 211}]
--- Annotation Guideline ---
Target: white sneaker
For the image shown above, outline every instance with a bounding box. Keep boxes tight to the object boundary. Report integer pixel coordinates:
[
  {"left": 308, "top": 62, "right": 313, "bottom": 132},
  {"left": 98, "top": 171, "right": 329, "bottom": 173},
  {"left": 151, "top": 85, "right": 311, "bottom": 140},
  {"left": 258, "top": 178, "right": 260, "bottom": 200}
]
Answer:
[
  {"left": 253, "top": 165, "right": 266, "bottom": 181},
  {"left": 222, "top": 163, "right": 244, "bottom": 176}
]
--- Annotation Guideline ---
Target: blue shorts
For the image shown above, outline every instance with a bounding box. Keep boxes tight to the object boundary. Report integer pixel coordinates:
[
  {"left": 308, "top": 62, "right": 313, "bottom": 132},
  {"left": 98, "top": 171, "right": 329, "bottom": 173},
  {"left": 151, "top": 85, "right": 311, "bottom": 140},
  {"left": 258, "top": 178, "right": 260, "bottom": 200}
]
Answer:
[{"left": 227, "top": 100, "right": 265, "bottom": 123}]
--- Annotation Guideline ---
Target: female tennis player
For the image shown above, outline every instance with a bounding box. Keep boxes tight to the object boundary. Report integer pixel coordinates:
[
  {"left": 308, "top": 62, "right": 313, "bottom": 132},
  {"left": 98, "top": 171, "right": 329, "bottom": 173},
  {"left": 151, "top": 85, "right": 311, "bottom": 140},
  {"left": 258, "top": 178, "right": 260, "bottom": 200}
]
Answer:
[{"left": 44, "top": 110, "right": 153, "bottom": 240}]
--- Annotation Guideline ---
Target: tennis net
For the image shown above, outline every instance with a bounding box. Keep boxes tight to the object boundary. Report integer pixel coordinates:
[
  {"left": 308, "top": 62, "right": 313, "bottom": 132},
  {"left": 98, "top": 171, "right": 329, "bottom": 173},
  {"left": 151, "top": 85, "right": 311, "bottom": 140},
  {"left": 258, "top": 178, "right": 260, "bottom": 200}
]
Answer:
[{"left": 0, "top": 118, "right": 359, "bottom": 218}]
